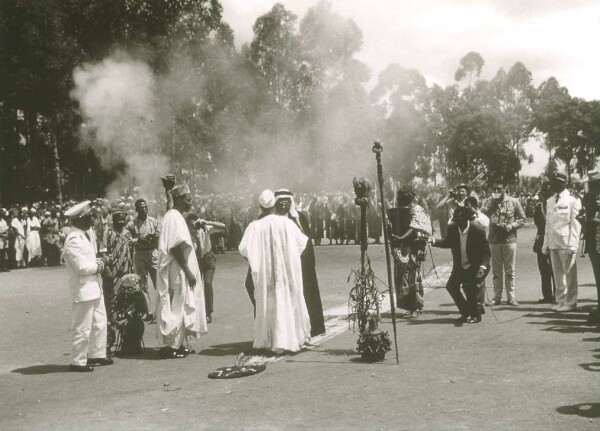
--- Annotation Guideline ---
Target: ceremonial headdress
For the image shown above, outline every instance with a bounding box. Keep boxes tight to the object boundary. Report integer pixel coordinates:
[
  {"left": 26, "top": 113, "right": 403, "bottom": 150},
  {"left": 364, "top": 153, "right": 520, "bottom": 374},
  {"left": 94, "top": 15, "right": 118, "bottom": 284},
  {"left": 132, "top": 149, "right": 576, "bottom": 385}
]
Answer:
[
  {"left": 258, "top": 189, "right": 275, "bottom": 209},
  {"left": 64, "top": 200, "right": 92, "bottom": 219},
  {"left": 171, "top": 184, "right": 191, "bottom": 199},
  {"left": 274, "top": 188, "right": 299, "bottom": 218}
]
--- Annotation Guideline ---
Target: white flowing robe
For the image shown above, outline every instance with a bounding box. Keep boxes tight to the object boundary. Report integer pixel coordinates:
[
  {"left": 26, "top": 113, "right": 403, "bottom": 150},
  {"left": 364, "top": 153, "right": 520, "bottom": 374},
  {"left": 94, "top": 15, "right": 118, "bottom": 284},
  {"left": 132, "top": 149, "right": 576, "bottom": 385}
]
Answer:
[
  {"left": 26, "top": 216, "right": 42, "bottom": 259},
  {"left": 11, "top": 218, "right": 25, "bottom": 262},
  {"left": 239, "top": 214, "right": 310, "bottom": 353},
  {"left": 156, "top": 209, "right": 207, "bottom": 348}
]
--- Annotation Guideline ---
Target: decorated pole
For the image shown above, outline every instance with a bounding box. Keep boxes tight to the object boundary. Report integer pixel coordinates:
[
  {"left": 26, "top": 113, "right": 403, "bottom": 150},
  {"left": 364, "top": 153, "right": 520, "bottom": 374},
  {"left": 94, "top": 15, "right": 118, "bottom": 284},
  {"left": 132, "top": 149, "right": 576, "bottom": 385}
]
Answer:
[
  {"left": 372, "top": 141, "right": 399, "bottom": 364},
  {"left": 353, "top": 178, "right": 370, "bottom": 274},
  {"left": 349, "top": 177, "right": 391, "bottom": 362}
]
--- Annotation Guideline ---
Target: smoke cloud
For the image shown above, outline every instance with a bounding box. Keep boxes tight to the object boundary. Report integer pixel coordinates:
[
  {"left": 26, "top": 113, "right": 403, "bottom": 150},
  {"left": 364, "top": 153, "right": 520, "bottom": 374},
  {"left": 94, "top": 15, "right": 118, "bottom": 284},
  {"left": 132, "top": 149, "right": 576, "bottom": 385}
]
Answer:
[
  {"left": 71, "top": 55, "right": 170, "bottom": 199},
  {"left": 70, "top": 4, "right": 382, "bottom": 199}
]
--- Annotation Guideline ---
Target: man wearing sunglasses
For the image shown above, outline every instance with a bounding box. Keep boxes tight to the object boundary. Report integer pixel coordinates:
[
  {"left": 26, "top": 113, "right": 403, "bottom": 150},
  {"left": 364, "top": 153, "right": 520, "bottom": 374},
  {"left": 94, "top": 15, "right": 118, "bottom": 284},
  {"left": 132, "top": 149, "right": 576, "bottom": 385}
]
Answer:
[{"left": 484, "top": 182, "right": 527, "bottom": 306}]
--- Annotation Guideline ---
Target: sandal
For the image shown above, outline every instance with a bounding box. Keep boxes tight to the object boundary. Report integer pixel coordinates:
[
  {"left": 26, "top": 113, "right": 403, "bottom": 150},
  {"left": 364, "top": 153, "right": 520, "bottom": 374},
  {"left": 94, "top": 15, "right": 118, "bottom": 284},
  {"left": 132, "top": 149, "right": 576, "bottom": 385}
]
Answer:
[
  {"left": 178, "top": 346, "right": 195, "bottom": 355},
  {"left": 159, "top": 347, "right": 186, "bottom": 359}
]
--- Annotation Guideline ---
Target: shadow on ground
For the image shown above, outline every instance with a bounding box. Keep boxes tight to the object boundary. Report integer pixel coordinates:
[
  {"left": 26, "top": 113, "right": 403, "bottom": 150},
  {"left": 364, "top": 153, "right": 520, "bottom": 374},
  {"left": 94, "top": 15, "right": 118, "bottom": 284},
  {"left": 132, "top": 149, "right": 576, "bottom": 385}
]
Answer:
[
  {"left": 12, "top": 364, "right": 71, "bottom": 375},
  {"left": 556, "top": 402, "right": 600, "bottom": 418},
  {"left": 197, "top": 341, "right": 254, "bottom": 357}
]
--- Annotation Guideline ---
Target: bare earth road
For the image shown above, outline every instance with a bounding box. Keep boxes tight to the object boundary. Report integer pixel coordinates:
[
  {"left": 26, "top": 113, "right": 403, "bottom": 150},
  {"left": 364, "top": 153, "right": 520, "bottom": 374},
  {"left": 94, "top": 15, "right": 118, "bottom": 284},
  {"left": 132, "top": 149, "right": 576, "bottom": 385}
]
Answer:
[{"left": 0, "top": 224, "right": 598, "bottom": 430}]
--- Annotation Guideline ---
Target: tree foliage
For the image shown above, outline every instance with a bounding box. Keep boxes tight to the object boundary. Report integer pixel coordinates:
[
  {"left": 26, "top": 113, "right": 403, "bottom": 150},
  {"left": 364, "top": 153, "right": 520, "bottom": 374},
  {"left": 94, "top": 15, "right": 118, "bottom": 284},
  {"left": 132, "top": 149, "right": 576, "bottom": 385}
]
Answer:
[{"left": 0, "top": 2, "right": 597, "bottom": 204}]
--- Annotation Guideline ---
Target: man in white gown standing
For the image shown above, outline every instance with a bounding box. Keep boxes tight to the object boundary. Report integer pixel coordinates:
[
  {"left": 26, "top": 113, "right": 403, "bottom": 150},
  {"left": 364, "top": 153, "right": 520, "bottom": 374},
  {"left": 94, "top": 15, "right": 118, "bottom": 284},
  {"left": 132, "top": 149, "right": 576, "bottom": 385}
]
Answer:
[
  {"left": 239, "top": 189, "right": 311, "bottom": 353},
  {"left": 156, "top": 184, "right": 207, "bottom": 359}
]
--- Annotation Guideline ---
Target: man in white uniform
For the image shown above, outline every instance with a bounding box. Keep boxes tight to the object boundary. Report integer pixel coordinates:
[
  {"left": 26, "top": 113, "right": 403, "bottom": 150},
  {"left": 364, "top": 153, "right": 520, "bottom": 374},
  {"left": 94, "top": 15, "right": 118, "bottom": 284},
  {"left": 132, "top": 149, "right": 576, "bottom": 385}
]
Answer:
[
  {"left": 542, "top": 173, "right": 582, "bottom": 312},
  {"left": 63, "top": 201, "right": 113, "bottom": 372},
  {"left": 156, "top": 184, "right": 207, "bottom": 359},
  {"left": 239, "top": 189, "right": 311, "bottom": 353}
]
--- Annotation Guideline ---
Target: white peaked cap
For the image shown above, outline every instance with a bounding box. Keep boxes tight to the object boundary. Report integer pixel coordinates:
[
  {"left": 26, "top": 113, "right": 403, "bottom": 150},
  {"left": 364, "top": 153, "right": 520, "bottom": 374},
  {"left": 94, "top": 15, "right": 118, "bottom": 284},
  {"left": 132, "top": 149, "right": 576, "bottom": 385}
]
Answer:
[{"left": 64, "top": 200, "right": 92, "bottom": 219}]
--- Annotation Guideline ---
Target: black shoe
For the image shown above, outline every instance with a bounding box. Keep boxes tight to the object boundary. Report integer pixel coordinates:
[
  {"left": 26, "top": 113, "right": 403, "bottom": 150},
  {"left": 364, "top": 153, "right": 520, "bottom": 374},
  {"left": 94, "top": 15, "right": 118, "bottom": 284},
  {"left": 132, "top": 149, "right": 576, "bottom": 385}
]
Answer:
[
  {"left": 69, "top": 364, "right": 94, "bottom": 372},
  {"left": 159, "top": 347, "right": 186, "bottom": 359},
  {"left": 467, "top": 315, "right": 482, "bottom": 324},
  {"left": 143, "top": 313, "right": 155, "bottom": 323},
  {"left": 455, "top": 315, "right": 469, "bottom": 324},
  {"left": 87, "top": 357, "right": 114, "bottom": 366},
  {"left": 206, "top": 314, "right": 212, "bottom": 324}
]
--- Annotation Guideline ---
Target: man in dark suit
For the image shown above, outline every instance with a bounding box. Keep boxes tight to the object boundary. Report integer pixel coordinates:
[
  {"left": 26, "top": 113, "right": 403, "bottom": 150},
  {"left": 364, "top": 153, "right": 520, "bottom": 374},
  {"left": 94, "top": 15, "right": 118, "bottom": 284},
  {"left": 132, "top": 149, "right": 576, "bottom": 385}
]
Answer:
[{"left": 431, "top": 206, "right": 491, "bottom": 323}]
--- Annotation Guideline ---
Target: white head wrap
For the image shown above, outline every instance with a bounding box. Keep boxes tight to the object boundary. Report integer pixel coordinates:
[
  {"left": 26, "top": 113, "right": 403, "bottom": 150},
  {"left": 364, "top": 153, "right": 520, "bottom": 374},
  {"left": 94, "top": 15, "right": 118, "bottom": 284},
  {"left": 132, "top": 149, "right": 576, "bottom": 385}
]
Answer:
[{"left": 258, "top": 189, "right": 275, "bottom": 209}]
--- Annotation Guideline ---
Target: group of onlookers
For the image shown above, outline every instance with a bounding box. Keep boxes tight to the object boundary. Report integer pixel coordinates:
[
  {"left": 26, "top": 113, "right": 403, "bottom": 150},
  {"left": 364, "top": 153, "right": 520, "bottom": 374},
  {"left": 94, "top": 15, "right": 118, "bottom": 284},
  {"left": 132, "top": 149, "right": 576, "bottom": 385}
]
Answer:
[
  {"left": 0, "top": 205, "right": 64, "bottom": 271},
  {"left": 429, "top": 172, "right": 600, "bottom": 325}
]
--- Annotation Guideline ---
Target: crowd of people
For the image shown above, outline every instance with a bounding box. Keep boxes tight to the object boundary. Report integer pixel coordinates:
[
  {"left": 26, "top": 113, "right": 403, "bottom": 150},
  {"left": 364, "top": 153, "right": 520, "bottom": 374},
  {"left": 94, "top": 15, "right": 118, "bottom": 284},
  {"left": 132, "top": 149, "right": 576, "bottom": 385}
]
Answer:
[{"left": 2, "top": 171, "right": 599, "bottom": 373}]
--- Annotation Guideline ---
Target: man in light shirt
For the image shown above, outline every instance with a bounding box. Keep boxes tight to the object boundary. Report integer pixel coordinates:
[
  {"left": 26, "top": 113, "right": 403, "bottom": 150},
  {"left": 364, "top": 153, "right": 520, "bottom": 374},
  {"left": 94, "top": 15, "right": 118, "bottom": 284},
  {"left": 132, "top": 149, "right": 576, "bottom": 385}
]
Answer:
[
  {"left": 186, "top": 212, "right": 225, "bottom": 324},
  {"left": 542, "top": 173, "right": 582, "bottom": 312},
  {"left": 484, "top": 182, "right": 527, "bottom": 306}
]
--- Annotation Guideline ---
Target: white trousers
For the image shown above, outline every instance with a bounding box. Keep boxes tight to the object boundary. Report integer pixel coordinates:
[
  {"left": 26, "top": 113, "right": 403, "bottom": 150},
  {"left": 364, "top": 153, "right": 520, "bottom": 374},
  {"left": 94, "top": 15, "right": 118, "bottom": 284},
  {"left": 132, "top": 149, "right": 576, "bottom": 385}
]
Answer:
[
  {"left": 491, "top": 243, "right": 517, "bottom": 301},
  {"left": 550, "top": 249, "right": 578, "bottom": 308},
  {"left": 71, "top": 296, "right": 107, "bottom": 366}
]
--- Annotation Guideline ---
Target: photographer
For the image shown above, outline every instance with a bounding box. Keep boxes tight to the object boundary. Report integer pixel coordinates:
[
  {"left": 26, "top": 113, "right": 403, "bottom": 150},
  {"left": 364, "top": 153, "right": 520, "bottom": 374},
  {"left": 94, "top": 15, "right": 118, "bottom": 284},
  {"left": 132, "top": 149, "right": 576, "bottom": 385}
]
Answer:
[
  {"left": 483, "top": 181, "right": 526, "bottom": 306},
  {"left": 186, "top": 213, "right": 225, "bottom": 324},
  {"left": 435, "top": 183, "right": 469, "bottom": 238},
  {"left": 128, "top": 199, "right": 160, "bottom": 322}
]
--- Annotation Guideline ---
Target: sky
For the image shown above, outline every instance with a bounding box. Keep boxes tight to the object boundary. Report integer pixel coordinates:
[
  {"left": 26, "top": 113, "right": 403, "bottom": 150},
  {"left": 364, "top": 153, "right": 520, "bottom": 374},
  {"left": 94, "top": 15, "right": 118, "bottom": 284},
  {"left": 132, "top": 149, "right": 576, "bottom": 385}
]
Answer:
[{"left": 220, "top": 0, "right": 600, "bottom": 176}]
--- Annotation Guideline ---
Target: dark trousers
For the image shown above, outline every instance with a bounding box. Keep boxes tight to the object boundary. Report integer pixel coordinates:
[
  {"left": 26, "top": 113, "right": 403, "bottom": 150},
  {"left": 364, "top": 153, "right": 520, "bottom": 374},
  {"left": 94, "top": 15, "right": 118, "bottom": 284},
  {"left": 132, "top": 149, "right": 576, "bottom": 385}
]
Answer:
[
  {"left": 0, "top": 248, "right": 9, "bottom": 271},
  {"left": 200, "top": 251, "right": 216, "bottom": 315},
  {"left": 244, "top": 267, "right": 256, "bottom": 316},
  {"left": 537, "top": 251, "right": 555, "bottom": 301},
  {"left": 446, "top": 266, "right": 479, "bottom": 318},
  {"left": 589, "top": 250, "right": 600, "bottom": 307}
]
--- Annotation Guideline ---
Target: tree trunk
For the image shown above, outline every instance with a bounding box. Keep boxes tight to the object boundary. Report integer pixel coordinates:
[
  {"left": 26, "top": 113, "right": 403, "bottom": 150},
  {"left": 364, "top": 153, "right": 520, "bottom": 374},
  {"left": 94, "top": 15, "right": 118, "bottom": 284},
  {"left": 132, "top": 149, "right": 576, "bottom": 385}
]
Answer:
[{"left": 49, "top": 113, "right": 63, "bottom": 203}]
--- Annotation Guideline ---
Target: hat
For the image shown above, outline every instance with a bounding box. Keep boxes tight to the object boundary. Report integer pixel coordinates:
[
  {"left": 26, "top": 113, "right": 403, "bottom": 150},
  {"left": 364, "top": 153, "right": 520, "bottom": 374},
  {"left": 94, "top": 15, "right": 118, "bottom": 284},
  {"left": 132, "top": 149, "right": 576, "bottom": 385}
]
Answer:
[
  {"left": 112, "top": 209, "right": 127, "bottom": 219},
  {"left": 274, "top": 189, "right": 293, "bottom": 199},
  {"left": 21, "top": 207, "right": 28, "bottom": 213},
  {"left": 64, "top": 201, "right": 92, "bottom": 219},
  {"left": 274, "top": 188, "right": 299, "bottom": 218},
  {"left": 171, "top": 184, "right": 191, "bottom": 199},
  {"left": 552, "top": 173, "right": 567, "bottom": 183},
  {"left": 258, "top": 189, "right": 275, "bottom": 209},
  {"left": 44, "top": 211, "right": 51, "bottom": 216},
  {"left": 588, "top": 170, "right": 600, "bottom": 183}
]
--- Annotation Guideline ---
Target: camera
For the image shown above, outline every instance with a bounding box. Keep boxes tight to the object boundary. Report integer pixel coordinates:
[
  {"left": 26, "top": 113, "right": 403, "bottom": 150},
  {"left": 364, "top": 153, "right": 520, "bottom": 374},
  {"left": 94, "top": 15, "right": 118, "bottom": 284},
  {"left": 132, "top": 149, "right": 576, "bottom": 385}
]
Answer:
[{"left": 193, "top": 219, "right": 207, "bottom": 229}]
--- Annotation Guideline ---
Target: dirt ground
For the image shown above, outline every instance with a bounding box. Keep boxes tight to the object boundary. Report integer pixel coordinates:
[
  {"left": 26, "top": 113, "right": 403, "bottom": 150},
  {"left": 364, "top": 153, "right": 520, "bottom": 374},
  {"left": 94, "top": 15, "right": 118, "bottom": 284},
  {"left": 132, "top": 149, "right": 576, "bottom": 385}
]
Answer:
[{"left": 0, "top": 223, "right": 598, "bottom": 430}]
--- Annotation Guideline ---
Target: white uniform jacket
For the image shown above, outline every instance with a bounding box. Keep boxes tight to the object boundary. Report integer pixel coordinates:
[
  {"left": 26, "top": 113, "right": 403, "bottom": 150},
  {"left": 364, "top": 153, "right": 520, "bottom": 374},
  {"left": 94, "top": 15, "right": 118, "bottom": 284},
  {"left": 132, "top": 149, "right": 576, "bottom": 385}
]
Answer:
[
  {"left": 63, "top": 227, "right": 102, "bottom": 303},
  {"left": 542, "top": 189, "right": 582, "bottom": 252}
]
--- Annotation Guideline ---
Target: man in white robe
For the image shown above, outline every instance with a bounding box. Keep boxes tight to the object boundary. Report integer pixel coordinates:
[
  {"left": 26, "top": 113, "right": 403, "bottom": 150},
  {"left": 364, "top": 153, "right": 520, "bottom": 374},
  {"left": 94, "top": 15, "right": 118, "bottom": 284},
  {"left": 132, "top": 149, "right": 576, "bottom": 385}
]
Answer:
[
  {"left": 10, "top": 209, "right": 26, "bottom": 268},
  {"left": 156, "top": 184, "right": 207, "bottom": 359},
  {"left": 26, "top": 208, "right": 42, "bottom": 264},
  {"left": 239, "top": 189, "right": 311, "bottom": 353}
]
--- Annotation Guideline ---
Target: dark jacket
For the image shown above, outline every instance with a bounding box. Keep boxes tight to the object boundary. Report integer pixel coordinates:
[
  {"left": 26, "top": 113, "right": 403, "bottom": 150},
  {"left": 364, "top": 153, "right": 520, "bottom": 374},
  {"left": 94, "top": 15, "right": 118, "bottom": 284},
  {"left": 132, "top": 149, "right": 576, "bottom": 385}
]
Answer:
[
  {"left": 434, "top": 222, "right": 491, "bottom": 271},
  {"left": 533, "top": 201, "right": 547, "bottom": 253}
]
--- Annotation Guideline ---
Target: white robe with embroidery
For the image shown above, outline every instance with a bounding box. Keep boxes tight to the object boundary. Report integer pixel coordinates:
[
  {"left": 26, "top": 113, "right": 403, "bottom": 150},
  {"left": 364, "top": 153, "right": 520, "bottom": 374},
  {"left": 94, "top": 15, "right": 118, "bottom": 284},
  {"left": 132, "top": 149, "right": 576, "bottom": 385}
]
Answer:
[
  {"left": 156, "top": 209, "right": 207, "bottom": 348},
  {"left": 26, "top": 216, "right": 42, "bottom": 260},
  {"left": 239, "top": 214, "right": 310, "bottom": 352}
]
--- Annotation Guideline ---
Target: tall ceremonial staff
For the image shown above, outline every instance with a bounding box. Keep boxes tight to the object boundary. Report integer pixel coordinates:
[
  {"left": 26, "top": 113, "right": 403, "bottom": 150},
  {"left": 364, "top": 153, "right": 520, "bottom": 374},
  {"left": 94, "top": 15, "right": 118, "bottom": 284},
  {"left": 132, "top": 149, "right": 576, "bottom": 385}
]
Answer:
[{"left": 372, "top": 140, "right": 399, "bottom": 364}]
